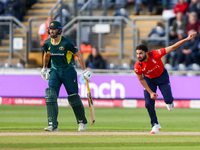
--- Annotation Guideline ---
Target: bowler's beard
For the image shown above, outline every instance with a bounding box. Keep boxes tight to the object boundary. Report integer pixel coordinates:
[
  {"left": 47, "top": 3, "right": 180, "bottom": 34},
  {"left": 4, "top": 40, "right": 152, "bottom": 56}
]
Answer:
[{"left": 139, "top": 54, "right": 147, "bottom": 62}]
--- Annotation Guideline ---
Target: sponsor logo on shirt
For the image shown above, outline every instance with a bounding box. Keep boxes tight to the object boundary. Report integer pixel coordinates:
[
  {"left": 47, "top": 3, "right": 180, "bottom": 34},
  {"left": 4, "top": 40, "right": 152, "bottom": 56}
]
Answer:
[
  {"left": 50, "top": 52, "right": 65, "bottom": 56},
  {"left": 146, "top": 65, "right": 160, "bottom": 74},
  {"left": 59, "top": 46, "right": 64, "bottom": 51}
]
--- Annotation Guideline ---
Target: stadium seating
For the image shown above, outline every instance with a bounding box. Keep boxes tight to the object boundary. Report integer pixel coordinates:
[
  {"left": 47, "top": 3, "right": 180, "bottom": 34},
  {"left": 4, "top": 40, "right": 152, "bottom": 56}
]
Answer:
[
  {"left": 164, "top": 63, "right": 174, "bottom": 71},
  {"left": 101, "top": 0, "right": 115, "bottom": 8},
  {"left": 92, "top": 0, "right": 100, "bottom": 9},
  {"left": 127, "top": 0, "right": 135, "bottom": 4},
  {"left": 0, "top": 63, "right": 11, "bottom": 68},
  {"left": 187, "top": 63, "right": 200, "bottom": 71},
  {"left": 12, "top": 63, "right": 25, "bottom": 68},
  {"left": 118, "top": 63, "right": 131, "bottom": 70},
  {"left": 167, "top": 0, "right": 179, "bottom": 9},
  {"left": 106, "top": 63, "right": 118, "bottom": 70},
  {"left": 78, "top": 0, "right": 86, "bottom": 8},
  {"left": 114, "top": 0, "right": 127, "bottom": 8}
]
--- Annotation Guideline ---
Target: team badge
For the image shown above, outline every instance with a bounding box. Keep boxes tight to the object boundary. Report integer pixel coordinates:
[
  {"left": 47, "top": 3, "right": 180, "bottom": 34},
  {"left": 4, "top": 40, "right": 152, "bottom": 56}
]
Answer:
[
  {"left": 59, "top": 46, "right": 64, "bottom": 51},
  {"left": 50, "top": 23, "right": 54, "bottom": 26}
]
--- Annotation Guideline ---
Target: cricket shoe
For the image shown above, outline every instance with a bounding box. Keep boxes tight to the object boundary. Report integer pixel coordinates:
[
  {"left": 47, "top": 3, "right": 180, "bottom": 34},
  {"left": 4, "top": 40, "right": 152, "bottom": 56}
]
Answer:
[
  {"left": 44, "top": 126, "right": 58, "bottom": 131},
  {"left": 150, "top": 123, "right": 161, "bottom": 134},
  {"left": 78, "top": 123, "right": 87, "bottom": 131},
  {"left": 166, "top": 103, "right": 174, "bottom": 111}
]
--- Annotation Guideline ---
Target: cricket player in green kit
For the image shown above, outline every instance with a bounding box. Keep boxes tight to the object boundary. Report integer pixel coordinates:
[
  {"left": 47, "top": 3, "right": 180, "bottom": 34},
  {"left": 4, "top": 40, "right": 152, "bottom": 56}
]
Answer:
[{"left": 41, "top": 21, "right": 92, "bottom": 131}]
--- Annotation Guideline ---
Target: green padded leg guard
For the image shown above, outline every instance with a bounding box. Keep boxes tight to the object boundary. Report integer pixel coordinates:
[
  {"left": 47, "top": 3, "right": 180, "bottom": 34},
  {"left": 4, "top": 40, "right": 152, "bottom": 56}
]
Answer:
[
  {"left": 68, "top": 94, "right": 87, "bottom": 124},
  {"left": 45, "top": 88, "right": 58, "bottom": 128}
]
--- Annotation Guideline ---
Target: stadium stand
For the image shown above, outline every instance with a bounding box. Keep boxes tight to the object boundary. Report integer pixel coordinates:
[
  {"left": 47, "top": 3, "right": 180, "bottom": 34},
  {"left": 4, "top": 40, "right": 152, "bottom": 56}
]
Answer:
[
  {"left": 101, "top": 0, "right": 115, "bottom": 8},
  {"left": 91, "top": 0, "right": 100, "bottom": 9},
  {"left": 78, "top": 0, "right": 85, "bottom": 8},
  {"left": 106, "top": 63, "right": 118, "bottom": 70},
  {"left": 114, "top": 0, "right": 127, "bottom": 8},
  {"left": 1, "top": 0, "right": 199, "bottom": 73}
]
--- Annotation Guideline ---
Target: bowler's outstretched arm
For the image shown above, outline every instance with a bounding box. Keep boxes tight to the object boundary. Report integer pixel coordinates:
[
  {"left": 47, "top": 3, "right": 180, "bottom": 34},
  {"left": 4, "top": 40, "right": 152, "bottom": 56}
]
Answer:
[{"left": 165, "top": 32, "right": 197, "bottom": 54}]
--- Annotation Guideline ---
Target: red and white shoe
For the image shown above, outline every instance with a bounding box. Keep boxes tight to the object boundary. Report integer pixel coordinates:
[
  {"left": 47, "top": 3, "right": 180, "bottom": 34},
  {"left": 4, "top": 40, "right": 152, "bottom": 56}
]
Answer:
[{"left": 150, "top": 123, "right": 161, "bottom": 134}]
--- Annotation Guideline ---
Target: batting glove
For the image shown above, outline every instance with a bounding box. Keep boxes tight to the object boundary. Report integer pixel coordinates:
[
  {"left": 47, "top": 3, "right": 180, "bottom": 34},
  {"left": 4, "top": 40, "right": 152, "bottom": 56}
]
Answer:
[
  {"left": 82, "top": 69, "right": 92, "bottom": 82},
  {"left": 41, "top": 67, "right": 50, "bottom": 81}
]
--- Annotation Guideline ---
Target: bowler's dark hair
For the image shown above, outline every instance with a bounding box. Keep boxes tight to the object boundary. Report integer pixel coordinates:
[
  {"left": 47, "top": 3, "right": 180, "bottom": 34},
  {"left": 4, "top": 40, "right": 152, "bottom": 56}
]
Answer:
[{"left": 135, "top": 44, "right": 148, "bottom": 52}]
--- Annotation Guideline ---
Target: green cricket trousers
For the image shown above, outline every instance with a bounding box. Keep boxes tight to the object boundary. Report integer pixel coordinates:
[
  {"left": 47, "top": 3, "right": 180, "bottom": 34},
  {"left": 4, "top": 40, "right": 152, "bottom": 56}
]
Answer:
[{"left": 48, "top": 67, "right": 78, "bottom": 96}]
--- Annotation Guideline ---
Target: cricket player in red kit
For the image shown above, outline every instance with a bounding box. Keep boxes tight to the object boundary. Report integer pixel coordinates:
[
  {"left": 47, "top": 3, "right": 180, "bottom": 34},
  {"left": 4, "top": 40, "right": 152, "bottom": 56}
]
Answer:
[{"left": 134, "top": 31, "right": 197, "bottom": 134}]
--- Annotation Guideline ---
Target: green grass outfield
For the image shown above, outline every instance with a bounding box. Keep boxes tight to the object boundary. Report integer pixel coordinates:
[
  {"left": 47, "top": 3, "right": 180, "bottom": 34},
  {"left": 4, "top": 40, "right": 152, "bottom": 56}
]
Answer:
[{"left": 0, "top": 105, "right": 200, "bottom": 150}]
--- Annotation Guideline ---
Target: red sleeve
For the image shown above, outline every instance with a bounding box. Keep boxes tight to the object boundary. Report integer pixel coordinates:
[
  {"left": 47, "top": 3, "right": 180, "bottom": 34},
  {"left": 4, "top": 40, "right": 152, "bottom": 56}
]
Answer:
[
  {"left": 134, "top": 62, "right": 142, "bottom": 75},
  {"left": 152, "top": 48, "right": 166, "bottom": 59}
]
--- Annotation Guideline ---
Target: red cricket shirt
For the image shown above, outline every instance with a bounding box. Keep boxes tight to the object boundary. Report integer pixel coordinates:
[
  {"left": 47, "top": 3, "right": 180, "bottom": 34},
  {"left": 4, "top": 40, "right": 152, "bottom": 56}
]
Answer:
[{"left": 134, "top": 48, "right": 166, "bottom": 79}]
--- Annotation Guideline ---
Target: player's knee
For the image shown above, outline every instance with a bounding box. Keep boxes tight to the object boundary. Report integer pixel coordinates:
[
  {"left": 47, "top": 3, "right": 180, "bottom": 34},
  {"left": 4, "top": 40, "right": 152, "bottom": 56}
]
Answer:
[
  {"left": 68, "top": 93, "right": 82, "bottom": 107},
  {"left": 45, "top": 88, "right": 57, "bottom": 103}
]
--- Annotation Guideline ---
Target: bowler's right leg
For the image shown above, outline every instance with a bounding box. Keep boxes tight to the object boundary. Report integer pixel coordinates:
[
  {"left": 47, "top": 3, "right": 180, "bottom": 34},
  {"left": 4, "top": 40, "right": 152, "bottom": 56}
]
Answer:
[
  {"left": 144, "top": 89, "right": 159, "bottom": 126},
  {"left": 143, "top": 75, "right": 162, "bottom": 134}
]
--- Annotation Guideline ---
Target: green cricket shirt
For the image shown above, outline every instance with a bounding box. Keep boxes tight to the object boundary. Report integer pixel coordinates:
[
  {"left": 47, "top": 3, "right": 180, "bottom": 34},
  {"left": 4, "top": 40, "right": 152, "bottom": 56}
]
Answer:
[{"left": 43, "top": 36, "right": 78, "bottom": 70}]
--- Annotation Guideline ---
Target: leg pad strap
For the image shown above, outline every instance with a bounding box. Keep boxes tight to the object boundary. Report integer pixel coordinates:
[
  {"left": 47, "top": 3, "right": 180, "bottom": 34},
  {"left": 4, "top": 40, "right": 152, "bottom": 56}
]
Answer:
[
  {"left": 45, "top": 88, "right": 57, "bottom": 103},
  {"left": 68, "top": 94, "right": 82, "bottom": 107}
]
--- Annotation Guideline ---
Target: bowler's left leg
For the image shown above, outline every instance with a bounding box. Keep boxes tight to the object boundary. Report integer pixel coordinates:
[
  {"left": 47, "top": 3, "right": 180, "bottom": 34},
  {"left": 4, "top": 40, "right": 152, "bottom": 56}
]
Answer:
[{"left": 158, "top": 69, "right": 174, "bottom": 111}]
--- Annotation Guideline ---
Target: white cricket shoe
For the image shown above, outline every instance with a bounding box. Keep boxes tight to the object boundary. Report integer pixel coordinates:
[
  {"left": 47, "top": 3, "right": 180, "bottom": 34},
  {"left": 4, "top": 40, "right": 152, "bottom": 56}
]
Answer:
[
  {"left": 44, "top": 126, "right": 58, "bottom": 131},
  {"left": 78, "top": 123, "right": 87, "bottom": 131},
  {"left": 166, "top": 103, "right": 174, "bottom": 111},
  {"left": 150, "top": 123, "right": 161, "bottom": 134}
]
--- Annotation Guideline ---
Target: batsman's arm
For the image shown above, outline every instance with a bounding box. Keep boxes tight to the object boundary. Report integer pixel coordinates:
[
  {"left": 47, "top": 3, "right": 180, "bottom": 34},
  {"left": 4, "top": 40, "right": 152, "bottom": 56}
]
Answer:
[
  {"left": 43, "top": 52, "right": 50, "bottom": 68},
  {"left": 75, "top": 51, "right": 86, "bottom": 70},
  {"left": 165, "top": 31, "right": 197, "bottom": 54},
  {"left": 136, "top": 74, "right": 158, "bottom": 100}
]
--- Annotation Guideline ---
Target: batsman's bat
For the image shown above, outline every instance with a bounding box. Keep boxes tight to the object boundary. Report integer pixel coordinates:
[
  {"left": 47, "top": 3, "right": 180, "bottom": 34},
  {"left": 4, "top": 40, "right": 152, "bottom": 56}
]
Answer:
[{"left": 86, "top": 80, "right": 95, "bottom": 124}]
